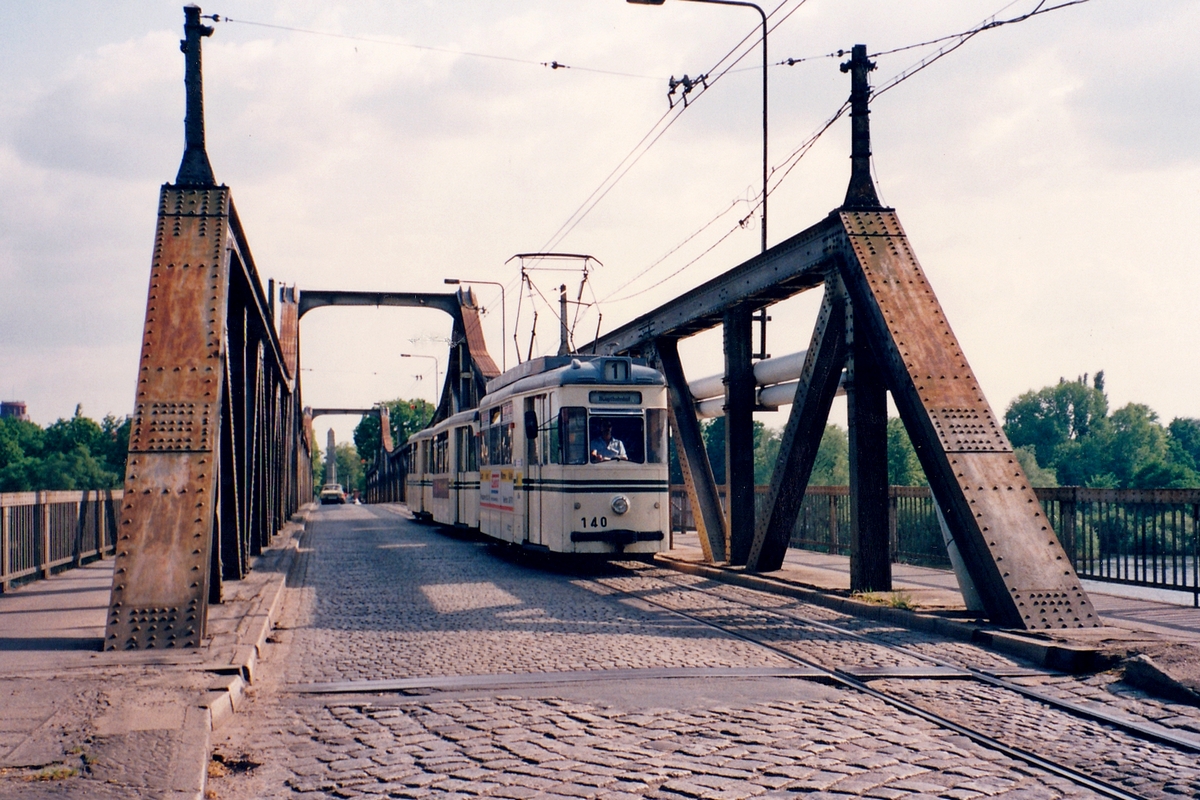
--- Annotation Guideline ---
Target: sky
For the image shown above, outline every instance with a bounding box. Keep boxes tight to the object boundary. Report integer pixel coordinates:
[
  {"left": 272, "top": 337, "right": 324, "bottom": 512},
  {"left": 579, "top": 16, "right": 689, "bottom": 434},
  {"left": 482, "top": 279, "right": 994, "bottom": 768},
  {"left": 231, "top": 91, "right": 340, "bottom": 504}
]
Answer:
[{"left": 0, "top": 0, "right": 1197, "bottom": 447}]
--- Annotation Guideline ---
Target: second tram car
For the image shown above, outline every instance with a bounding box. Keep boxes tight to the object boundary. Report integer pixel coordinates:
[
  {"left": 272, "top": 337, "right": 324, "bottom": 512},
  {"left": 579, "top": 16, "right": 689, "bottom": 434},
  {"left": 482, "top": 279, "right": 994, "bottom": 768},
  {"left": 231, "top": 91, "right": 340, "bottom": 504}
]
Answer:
[{"left": 406, "top": 355, "right": 669, "bottom": 555}]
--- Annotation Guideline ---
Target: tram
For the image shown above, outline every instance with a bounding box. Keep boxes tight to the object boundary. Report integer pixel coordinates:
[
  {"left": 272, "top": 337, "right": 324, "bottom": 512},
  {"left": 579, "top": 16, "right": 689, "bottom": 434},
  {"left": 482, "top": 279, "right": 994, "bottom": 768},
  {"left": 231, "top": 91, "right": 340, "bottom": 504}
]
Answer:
[{"left": 405, "top": 355, "right": 670, "bottom": 555}]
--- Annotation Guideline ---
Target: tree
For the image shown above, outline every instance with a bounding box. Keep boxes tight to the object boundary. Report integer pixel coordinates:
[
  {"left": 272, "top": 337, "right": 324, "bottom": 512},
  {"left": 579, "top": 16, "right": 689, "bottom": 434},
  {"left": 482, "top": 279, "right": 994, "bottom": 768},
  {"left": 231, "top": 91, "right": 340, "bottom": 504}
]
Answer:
[
  {"left": 810, "top": 424, "right": 849, "bottom": 486},
  {"left": 1005, "top": 374, "right": 1197, "bottom": 489},
  {"left": 335, "top": 442, "right": 364, "bottom": 493},
  {"left": 1014, "top": 445, "right": 1058, "bottom": 487},
  {"left": 754, "top": 425, "right": 781, "bottom": 485},
  {"left": 886, "top": 417, "right": 924, "bottom": 486},
  {"left": 0, "top": 407, "right": 126, "bottom": 491},
  {"left": 1004, "top": 374, "right": 1108, "bottom": 468},
  {"left": 701, "top": 417, "right": 726, "bottom": 484},
  {"left": 354, "top": 398, "right": 435, "bottom": 460},
  {"left": 1168, "top": 418, "right": 1200, "bottom": 471}
]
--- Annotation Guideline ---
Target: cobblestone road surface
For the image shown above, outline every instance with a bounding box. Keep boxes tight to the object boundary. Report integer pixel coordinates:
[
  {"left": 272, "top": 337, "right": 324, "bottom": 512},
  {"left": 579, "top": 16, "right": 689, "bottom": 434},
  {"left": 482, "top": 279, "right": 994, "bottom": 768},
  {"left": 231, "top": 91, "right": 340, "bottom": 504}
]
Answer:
[{"left": 207, "top": 505, "right": 1191, "bottom": 799}]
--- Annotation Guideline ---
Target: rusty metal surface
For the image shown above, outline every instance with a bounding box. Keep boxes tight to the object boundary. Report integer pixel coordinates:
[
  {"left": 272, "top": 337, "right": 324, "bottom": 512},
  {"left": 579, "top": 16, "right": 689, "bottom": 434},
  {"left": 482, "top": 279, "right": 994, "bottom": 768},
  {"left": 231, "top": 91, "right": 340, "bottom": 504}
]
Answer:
[
  {"left": 107, "top": 187, "right": 230, "bottom": 650},
  {"left": 277, "top": 286, "right": 300, "bottom": 380},
  {"left": 836, "top": 209, "right": 1098, "bottom": 629},
  {"left": 459, "top": 297, "right": 500, "bottom": 380}
]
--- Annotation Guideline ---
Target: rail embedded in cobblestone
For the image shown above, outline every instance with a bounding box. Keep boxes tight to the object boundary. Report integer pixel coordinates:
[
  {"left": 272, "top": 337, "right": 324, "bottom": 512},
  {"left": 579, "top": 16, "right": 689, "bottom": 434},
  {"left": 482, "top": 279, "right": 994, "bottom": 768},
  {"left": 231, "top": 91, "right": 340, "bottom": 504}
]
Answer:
[
  {"left": 671, "top": 485, "right": 1200, "bottom": 602},
  {"left": 0, "top": 489, "right": 120, "bottom": 592},
  {"left": 594, "top": 564, "right": 1198, "bottom": 800}
]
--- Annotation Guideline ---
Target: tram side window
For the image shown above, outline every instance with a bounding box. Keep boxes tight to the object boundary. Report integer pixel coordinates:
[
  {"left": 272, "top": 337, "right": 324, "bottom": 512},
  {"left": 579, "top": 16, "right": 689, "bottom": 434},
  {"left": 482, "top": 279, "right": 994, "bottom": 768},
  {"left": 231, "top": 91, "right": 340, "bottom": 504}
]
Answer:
[
  {"left": 434, "top": 432, "right": 448, "bottom": 473},
  {"left": 484, "top": 423, "right": 513, "bottom": 466},
  {"left": 456, "top": 426, "right": 477, "bottom": 472},
  {"left": 477, "top": 429, "right": 489, "bottom": 466},
  {"left": 646, "top": 409, "right": 667, "bottom": 464},
  {"left": 560, "top": 407, "right": 589, "bottom": 465}
]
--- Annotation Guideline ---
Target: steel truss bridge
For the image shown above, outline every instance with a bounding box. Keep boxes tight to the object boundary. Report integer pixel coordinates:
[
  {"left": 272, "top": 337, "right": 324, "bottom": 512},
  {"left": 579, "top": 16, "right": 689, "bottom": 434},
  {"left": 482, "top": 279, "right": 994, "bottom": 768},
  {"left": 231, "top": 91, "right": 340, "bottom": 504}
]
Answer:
[{"left": 105, "top": 10, "right": 1097, "bottom": 651}]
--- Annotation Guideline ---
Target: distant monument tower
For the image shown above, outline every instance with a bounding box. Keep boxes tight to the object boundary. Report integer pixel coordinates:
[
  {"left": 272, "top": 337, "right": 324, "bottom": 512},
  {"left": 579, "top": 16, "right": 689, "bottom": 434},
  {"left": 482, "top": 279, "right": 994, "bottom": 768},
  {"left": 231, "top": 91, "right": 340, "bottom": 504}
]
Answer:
[{"left": 325, "top": 428, "right": 337, "bottom": 485}]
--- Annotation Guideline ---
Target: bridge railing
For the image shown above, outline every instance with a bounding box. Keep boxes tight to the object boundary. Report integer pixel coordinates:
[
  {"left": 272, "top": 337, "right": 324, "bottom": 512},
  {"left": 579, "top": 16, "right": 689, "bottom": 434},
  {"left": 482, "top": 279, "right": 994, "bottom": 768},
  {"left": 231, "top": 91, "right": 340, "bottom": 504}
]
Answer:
[
  {"left": 1, "top": 490, "right": 120, "bottom": 592},
  {"left": 670, "top": 485, "right": 1200, "bottom": 602}
]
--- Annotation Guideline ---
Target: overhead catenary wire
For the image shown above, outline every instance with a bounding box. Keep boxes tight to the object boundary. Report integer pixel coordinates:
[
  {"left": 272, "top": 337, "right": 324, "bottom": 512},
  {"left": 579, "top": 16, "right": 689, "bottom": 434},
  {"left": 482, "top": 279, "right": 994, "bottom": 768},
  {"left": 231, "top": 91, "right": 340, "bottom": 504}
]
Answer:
[
  {"left": 216, "top": 16, "right": 662, "bottom": 79},
  {"left": 871, "top": 0, "right": 1093, "bottom": 100},
  {"left": 532, "top": 0, "right": 798, "bottom": 261},
  {"left": 594, "top": 0, "right": 1092, "bottom": 311}
]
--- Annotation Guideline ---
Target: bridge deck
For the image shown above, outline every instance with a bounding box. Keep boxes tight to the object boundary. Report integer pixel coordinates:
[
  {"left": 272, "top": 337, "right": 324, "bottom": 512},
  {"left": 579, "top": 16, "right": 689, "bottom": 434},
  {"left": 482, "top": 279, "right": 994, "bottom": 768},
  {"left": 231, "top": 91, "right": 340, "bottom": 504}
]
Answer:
[{"left": 3, "top": 510, "right": 1198, "bottom": 796}]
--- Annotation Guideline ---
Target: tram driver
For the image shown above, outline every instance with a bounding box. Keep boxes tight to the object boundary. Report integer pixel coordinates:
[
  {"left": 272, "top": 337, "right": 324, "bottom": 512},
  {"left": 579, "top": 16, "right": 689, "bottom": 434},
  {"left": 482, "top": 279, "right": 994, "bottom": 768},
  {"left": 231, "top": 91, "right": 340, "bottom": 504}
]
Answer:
[{"left": 590, "top": 419, "right": 628, "bottom": 463}]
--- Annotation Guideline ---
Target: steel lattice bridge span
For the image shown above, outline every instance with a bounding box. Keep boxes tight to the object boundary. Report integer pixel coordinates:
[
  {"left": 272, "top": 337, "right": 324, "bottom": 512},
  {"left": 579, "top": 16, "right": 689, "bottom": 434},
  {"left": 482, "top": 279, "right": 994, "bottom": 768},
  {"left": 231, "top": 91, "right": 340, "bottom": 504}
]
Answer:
[{"left": 104, "top": 8, "right": 1097, "bottom": 652}]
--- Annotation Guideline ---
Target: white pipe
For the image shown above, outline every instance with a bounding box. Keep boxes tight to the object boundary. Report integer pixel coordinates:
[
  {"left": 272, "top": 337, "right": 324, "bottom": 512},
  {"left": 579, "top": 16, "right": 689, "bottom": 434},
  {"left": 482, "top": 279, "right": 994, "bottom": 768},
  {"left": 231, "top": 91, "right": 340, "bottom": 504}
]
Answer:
[
  {"left": 687, "top": 349, "right": 809, "bottom": 401},
  {"left": 695, "top": 374, "right": 847, "bottom": 419}
]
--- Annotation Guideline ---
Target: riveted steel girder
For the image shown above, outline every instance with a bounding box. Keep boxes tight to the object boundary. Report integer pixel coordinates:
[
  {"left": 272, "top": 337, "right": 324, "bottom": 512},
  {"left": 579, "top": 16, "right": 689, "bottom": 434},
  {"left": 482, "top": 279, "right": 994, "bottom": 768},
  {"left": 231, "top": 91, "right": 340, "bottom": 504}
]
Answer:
[
  {"left": 107, "top": 186, "right": 308, "bottom": 650},
  {"left": 836, "top": 209, "right": 1098, "bottom": 628},
  {"left": 107, "top": 188, "right": 231, "bottom": 650}
]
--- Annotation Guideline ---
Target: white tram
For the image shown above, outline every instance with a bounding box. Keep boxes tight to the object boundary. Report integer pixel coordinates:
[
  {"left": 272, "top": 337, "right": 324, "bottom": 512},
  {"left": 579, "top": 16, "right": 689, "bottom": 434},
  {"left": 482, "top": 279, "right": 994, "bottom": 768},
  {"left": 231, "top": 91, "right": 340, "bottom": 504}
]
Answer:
[{"left": 405, "top": 355, "right": 670, "bottom": 555}]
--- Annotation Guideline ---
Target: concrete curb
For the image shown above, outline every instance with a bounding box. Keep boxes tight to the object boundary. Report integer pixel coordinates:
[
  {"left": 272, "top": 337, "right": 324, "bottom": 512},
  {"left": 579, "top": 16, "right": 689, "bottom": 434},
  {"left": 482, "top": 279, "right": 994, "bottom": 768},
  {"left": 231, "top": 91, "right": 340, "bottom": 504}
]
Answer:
[
  {"left": 656, "top": 554, "right": 1106, "bottom": 673},
  {"left": 187, "top": 507, "right": 307, "bottom": 797}
]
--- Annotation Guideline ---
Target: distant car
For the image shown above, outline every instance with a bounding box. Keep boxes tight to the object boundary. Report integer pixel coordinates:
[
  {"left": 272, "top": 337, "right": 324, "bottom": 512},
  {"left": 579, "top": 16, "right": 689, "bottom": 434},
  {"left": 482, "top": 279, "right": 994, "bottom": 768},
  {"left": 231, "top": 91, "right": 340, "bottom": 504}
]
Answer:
[{"left": 319, "top": 484, "right": 347, "bottom": 505}]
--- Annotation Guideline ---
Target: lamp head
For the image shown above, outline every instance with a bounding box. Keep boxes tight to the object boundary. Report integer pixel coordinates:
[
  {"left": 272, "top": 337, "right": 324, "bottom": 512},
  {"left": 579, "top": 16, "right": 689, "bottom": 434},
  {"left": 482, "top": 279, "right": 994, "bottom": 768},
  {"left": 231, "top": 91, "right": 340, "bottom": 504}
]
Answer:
[{"left": 626, "top": 0, "right": 666, "bottom": 4}]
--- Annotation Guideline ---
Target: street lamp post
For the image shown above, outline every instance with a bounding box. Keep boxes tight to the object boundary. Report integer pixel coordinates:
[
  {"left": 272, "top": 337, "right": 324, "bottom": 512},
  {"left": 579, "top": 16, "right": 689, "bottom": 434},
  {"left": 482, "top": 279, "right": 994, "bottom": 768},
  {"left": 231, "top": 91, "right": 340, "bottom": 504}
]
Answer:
[
  {"left": 399, "top": 353, "right": 440, "bottom": 402},
  {"left": 444, "top": 278, "right": 507, "bottom": 372},
  {"left": 627, "top": 0, "right": 767, "bottom": 252}
]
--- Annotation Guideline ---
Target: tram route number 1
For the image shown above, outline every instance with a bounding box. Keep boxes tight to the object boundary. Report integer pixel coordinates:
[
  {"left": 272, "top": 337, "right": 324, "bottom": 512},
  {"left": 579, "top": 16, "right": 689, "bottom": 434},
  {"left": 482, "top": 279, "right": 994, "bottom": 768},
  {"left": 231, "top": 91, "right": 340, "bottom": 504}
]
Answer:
[{"left": 582, "top": 516, "right": 608, "bottom": 529}]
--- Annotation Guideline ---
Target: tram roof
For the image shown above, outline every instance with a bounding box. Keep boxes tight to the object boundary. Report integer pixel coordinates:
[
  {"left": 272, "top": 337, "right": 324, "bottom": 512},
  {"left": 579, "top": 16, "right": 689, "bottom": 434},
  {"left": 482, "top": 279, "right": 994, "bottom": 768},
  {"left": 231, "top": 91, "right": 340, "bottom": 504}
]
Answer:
[{"left": 481, "top": 355, "right": 664, "bottom": 407}]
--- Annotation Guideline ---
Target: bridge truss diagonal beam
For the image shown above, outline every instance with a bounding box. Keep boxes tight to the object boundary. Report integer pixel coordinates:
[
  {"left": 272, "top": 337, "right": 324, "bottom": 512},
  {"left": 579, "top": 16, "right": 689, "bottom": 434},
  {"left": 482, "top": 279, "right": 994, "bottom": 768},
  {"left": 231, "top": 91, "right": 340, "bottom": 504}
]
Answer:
[
  {"left": 653, "top": 338, "right": 727, "bottom": 563},
  {"left": 835, "top": 209, "right": 1098, "bottom": 629},
  {"left": 746, "top": 275, "right": 848, "bottom": 571}
]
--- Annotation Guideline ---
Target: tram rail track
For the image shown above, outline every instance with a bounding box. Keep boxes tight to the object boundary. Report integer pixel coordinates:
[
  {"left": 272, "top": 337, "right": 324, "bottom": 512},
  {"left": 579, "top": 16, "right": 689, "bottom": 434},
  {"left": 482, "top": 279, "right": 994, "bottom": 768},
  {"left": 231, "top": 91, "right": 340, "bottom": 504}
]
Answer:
[{"left": 595, "top": 562, "right": 1198, "bottom": 800}]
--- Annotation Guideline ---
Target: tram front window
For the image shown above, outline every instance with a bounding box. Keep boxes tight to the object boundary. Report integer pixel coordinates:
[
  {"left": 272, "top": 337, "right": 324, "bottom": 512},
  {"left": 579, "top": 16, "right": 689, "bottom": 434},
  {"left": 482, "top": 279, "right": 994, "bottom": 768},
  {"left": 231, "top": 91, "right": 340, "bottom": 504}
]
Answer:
[{"left": 589, "top": 416, "right": 645, "bottom": 464}]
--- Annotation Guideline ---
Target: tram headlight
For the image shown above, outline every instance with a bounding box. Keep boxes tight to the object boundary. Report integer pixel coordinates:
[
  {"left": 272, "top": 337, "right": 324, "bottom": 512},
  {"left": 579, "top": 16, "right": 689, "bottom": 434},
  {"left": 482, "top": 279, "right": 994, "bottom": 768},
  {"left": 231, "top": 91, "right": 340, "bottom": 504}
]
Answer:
[{"left": 611, "top": 495, "right": 630, "bottom": 515}]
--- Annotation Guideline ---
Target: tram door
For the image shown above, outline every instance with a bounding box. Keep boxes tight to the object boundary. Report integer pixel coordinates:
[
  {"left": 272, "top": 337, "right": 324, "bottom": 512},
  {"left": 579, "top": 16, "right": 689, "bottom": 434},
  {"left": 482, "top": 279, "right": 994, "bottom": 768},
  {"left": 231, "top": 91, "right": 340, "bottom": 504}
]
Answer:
[
  {"left": 524, "top": 395, "right": 546, "bottom": 546},
  {"left": 453, "top": 426, "right": 467, "bottom": 524}
]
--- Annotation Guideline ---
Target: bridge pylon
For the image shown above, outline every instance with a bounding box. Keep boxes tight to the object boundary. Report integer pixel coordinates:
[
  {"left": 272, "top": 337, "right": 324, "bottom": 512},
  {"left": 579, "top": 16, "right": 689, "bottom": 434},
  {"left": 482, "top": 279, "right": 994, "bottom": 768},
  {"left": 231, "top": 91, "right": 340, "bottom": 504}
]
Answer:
[
  {"left": 105, "top": 6, "right": 309, "bottom": 651},
  {"left": 586, "top": 44, "right": 1098, "bottom": 630}
]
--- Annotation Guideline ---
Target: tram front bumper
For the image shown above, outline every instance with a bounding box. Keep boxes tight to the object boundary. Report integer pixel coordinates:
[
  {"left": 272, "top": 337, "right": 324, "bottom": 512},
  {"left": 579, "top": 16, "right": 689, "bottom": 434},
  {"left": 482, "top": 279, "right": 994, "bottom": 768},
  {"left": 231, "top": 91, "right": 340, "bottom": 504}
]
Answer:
[{"left": 570, "top": 530, "right": 664, "bottom": 547}]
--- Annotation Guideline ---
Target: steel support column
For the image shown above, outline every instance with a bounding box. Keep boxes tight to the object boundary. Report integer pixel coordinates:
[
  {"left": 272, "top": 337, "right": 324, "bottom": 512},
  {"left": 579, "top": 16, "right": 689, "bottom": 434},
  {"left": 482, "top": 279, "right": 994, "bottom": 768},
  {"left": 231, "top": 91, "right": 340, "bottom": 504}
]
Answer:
[
  {"left": 724, "top": 307, "right": 757, "bottom": 565},
  {"left": 846, "top": 301, "right": 891, "bottom": 592},
  {"left": 747, "top": 277, "right": 848, "bottom": 571},
  {"left": 654, "top": 338, "right": 726, "bottom": 563}
]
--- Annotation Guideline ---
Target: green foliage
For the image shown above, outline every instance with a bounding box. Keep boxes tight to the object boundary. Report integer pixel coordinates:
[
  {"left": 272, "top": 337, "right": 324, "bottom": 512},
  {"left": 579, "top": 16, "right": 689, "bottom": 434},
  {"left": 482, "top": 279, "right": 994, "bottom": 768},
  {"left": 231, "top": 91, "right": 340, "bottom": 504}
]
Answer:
[
  {"left": 701, "top": 417, "right": 727, "bottom": 484},
  {"left": 1168, "top": 417, "right": 1200, "bottom": 470},
  {"left": 1004, "top": 373, "right": 1108, "bottom": 467},
  {"left": 810, "top": 424, "right": 849, "bottom": 486},
  {"left": 886, "top": 417, "right": 924, "bottom": 486},
  {"left": 334, "top": 442, "right": 363, "bottom": 494},
  {"left": 754, "top": 425, "right": 781, "bottom": 485},
  {"left": 1014, "top": 446, "right": 1058, "bottom": 487},
  {"left": 0, "top": 406, "right": 129, "bottom": 492},
  {"left": 1004, "top": 373, "right": 1198, "bottom": 489},
  {"left": 353, "top": 398, "right": 436, "bottom": 461},
  {"left": 701, "top": 418, "right": 776, "bottom": 486},
  {"left": 695, "top": 419, "right": 846, "bottom": 487}
]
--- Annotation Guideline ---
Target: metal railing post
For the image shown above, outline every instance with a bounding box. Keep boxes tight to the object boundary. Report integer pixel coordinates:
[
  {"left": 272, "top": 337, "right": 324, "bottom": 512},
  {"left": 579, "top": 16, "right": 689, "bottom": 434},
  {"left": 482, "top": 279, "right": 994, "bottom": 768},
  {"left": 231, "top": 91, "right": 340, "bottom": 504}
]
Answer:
[
  {"left": 1, "top": 500, "right": 9, "bottom": 593},
  {"left": 39, "top": 491, "right": 51, "bottom": 579},
  {"left": 73, "top": 494, "right": 85, "bottom": 568},
  {"left": 1061, "top": 488, "right": 1077, "bottom": 568}
]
